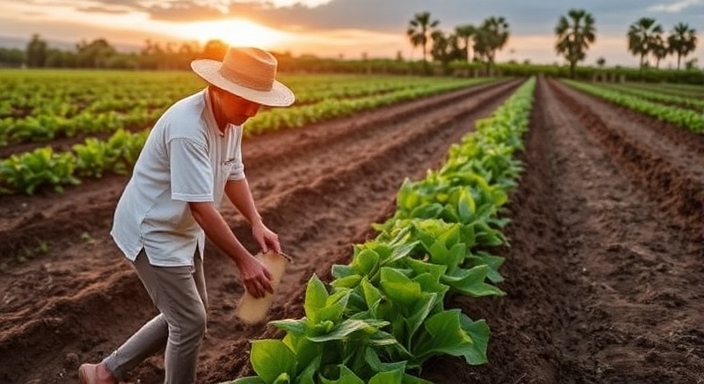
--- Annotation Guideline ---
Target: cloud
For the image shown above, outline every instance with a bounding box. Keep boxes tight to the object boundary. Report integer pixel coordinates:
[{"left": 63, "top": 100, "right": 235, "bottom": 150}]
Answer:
[
  {"left": 17, "top": 0, "right": 702, "bottom": 36},
  {"left": 144, "top": 1, "right": 228, "bottom": 21},
  {"left": 648, "top": 0, "right": 704, "bottom": 12},
  {"left": 2, "top": 0, "right": 703, "bottom": 66},
  {"left": 77, "top": 6, "right": 133, "bottom": 14}
]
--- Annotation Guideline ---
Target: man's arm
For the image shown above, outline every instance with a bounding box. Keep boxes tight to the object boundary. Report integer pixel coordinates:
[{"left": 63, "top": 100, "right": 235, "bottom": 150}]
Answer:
[
  {"left": 188, "top": 201, "right": 273, "bottom": 298},
  {"left": 225, "top": 178, "right": 281, "bottom": 254}
]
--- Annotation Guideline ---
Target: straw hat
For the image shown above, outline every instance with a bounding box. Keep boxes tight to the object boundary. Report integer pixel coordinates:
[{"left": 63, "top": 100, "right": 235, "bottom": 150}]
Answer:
[{"left": 191, "top": 46, "right": 295, "bottom": 107}]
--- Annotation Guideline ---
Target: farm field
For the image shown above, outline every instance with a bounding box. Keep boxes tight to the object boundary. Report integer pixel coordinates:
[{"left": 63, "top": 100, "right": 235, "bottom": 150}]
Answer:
[{"left": 1, "top": 73, "right": 703, "bottom": 384}]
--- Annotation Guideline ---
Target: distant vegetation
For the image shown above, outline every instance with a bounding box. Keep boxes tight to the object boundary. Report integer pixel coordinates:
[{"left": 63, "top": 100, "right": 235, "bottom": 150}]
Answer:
[
  {"left": 0, "top": 9, "right": 699, "bottom": 82},
  {"left": 407, "top": 9, "right": 698, "bottom": 77}
]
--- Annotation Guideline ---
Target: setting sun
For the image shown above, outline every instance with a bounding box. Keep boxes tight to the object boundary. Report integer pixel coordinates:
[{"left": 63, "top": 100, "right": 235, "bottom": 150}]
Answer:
[{"left": 174, "top": 18, "right": 291, "bottom": 48}]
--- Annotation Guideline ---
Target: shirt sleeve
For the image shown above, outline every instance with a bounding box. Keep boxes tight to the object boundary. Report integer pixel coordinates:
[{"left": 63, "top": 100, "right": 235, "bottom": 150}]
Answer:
[
  {"left": 228, "top": 126, "right": 245, "bottom": 181},
  {"left": 169, "top": 137, "right": 214, "bottom": 202}
]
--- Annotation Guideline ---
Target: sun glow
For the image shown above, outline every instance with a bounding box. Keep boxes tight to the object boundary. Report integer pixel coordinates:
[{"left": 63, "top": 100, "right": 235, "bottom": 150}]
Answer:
[{"left": 174, "top": 18, "right": 291, "bottom": 48}]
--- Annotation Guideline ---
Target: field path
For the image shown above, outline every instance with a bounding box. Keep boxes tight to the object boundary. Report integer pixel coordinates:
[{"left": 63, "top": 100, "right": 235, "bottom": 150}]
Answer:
[{"left": 422, "top": 76, "right": 704, "bottom": 384}]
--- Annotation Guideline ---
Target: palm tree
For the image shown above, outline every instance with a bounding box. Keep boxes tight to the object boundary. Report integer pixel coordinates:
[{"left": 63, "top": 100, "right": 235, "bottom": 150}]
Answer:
[
  {"left": 651, "top": 35, "right": 669, "bottom": 69},
  {"left": 628, "top": 17, "right": 663, "bottom": 71},
  {"left": 473, "top": 16, "right": 509, "bottom": 70},
  {"left": 555, "top": 9, "right": 597, "bottom": 79},
  {"left": 668, "top": 22, "right": 697, "bottom": 70},
  {"left": 455, "top": 24, "right": 476, "bottom": 62},
  {"left": 407, "top": 11, "right": 439, "bottom": 71}
]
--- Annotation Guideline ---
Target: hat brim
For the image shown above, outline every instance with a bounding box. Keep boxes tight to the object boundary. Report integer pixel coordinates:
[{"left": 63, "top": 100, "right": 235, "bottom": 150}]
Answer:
[{"left": 191, "top": 59, "right": 295, "bottom": 107}]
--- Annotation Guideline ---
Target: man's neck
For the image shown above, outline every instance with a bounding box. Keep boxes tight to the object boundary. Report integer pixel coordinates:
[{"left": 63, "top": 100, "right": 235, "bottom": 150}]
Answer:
[{"left": 207, "top": 87, "right": 228, "bottom": 133}]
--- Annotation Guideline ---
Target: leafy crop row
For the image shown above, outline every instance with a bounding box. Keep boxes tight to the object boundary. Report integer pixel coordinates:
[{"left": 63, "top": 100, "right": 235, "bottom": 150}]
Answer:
[
  {"left": 563, "top": 80, "right": 704, "bottom": 133},
  {"left": 0, "top": 129, "right": 147, "bottom": 194},
  {"left": 0, "top": 77, "right": 499, "bottom": 195},
  {"left": 597, "top": 83, "right": 704, "bottom": 112},
  {"left": 0, "top": 70, "right": 492, "bottom": 147},
  {"left": 228, "top": 77, "right": 536, "bottom": 384}
]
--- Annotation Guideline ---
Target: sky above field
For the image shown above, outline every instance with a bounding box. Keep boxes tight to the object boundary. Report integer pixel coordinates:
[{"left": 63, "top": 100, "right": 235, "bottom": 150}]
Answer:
[{"left": 1, "top": 0, "right": 703, "bottom": 67}]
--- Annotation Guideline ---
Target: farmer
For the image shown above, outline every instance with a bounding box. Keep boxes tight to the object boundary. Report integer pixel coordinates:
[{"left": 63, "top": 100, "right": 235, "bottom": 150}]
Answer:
[{"left": 78, "top": 46, "right": 295, "bottom": 384}]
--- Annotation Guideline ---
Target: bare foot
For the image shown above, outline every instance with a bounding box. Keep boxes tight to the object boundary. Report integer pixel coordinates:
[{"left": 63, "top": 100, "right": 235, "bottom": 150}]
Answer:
[{"left": 78, "top": 362, "right": 117, "bottom": 384}]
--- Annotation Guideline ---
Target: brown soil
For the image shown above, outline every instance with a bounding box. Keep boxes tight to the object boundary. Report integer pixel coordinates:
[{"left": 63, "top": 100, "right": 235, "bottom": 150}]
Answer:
[{"left": 1, "top": 76, "right": 703, "bottom": 384}]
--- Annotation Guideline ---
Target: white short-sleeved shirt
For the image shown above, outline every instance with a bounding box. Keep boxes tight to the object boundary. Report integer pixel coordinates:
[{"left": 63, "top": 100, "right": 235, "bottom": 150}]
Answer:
[{"left": 111, "top": 89, "right": 245, "bottom": 267}]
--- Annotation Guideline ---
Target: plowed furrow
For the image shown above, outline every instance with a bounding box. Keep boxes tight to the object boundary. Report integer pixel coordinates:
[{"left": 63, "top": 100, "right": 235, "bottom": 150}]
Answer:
[{"left": 0, "top": 81, "right": 522, "bottom": 384}]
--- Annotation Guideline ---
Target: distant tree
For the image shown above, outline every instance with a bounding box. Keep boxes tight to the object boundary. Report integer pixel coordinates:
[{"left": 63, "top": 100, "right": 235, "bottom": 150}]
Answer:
[
  {"left": 454, "top": 24, "right": 476, "bottom": 62},
  {"left": 202, "top": 39, "right": 228, "bottom": 60},
  {"left": 473, "top": 16, "right": 509, "bottom": 70},
  {"left": 596, "top": 57, "right": 606, "bottom": 67},
  {"left": 555, "top": 9, "right": 596, "bottom": 79},
  {"left": 0, "top": 47, "right": 25, "bottom": 67},
  {"left": 406, "top": 11, "right": 439, "bottom": 71},
  {"left": 45, "top": 49, "right": 77, "bottom": 68},
  {"left": 75, "top": 38, "right": 116, "bottom": 68},
  {"left": 651, "top": 35, "right": 669, "bottom": 69},
  {"left": 685, "top": 58, "right": 698, "bottom": 70},
  {"left": 628, "top": 17, "right": 663, "bottom": 73},
  {"left": 26, "top": 33, "right": 48, "bottom": 67},
  {"left": 178, "top": 40, "right": 201, "bottom": 55},
  {"left": 668, "top": 22, "right": 697, "bottom": 70},
  {"left": 430, "top": 30, "right": 463, "bottom": 67}
]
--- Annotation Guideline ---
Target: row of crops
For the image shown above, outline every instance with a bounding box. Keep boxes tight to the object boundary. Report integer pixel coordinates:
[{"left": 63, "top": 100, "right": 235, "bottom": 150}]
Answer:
[
  {"left": 0, "top": 70, "right": 501, "bottom": 195},
  {"left": 227, "top": 74, "right": 700, "bottom": 383},
  {"left": 562, "top": 80, "right": 704, "bottom": 133},
  {"left": 228, "top": 78, "right": 536, "bottom": 384}
]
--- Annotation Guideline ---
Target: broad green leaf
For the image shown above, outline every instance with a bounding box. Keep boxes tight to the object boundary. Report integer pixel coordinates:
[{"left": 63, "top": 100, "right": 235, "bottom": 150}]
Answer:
[
  {"left": 331, "top": 274, "right": 363, "bottom": 289},
  {"left": 380, "top": 241, "right": 418, "bottom": 266},
  {"left": 304, "top": 275, "right": 329, "bottom": 323},
  {"left": 361, "top": 278, "right": 382, "bottom": 310},
  {"left": 331, "top": 264, "right": 355, "bottom": 279},
  {"left": 270, "top": 319, "right": 306, "bottom": 337},
  {"left": 459, "top": 315, "right": 490, "bottom": 365},
  {"left": 379, "top": 268, "right": 421, "bottom": 307},
  {"left": 443, "top": 265, "right": 505, "bottom": 297},
  {"left": 354, "top": 248, "right": 380, "bottom": 276},
  {"left": 457, "top": 188, "right": 476, "bottom": 223},
  {"left": 250, "top": 340, "right": 297, "bottom": 384},
  {"left": 465, "top": 251, "right": 505, "bottom": 283},
  {"left": 307, "top": 319, "right": 385, "bottom": 343},
  {"left": 411, "top": 310, "right": 472, "bottom": 364},
  {"left": 316, "top": 289, "right": 350, "bottom": 323}
]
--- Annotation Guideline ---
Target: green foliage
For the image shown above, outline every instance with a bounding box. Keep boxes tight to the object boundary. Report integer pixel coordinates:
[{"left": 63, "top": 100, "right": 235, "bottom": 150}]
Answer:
[
  {"left": 0, "top": 146, "right": 80, "bottom": 194},
  {"left": 235, "top": 78, "right": 536, "bottom": 384},
  {"left": 564, "top": 79, "right": 704, "bottom": 133},
  {"left": 0, "top": 71, "right": 500, "bottom": 196}
]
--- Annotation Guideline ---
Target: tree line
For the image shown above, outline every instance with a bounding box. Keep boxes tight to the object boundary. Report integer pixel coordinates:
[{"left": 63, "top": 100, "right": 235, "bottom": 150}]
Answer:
[
  {"left": 406, "top": 9, "right": 698, "bottom": 77},
  {"left": 0, "top": 10, "right": 698, "bottom": 77},
  {"left": 1, "top": 34, "right": 232, "bottom": 70}
]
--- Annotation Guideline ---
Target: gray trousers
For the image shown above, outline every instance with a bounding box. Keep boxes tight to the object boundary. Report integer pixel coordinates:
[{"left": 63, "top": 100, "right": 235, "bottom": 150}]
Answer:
[{"left": 103, "top": 250, "right": 208, "bottom": 384}]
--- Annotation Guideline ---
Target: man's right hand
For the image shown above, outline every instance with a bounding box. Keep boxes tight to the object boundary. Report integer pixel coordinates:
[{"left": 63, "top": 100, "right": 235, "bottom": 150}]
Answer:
[{"left": 237, "top": 253, "right": 274, "bottom": 298}]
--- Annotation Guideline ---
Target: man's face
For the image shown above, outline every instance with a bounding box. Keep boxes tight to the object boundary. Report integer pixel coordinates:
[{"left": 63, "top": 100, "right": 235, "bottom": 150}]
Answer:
[{"left": 212, "top": 87, "right": 261, "bottom": 126}]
